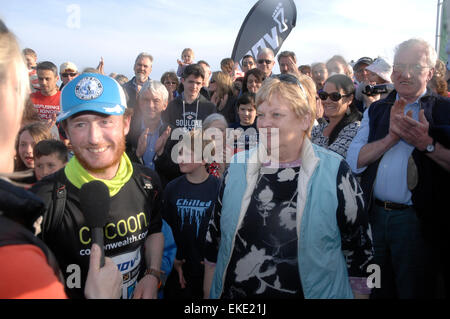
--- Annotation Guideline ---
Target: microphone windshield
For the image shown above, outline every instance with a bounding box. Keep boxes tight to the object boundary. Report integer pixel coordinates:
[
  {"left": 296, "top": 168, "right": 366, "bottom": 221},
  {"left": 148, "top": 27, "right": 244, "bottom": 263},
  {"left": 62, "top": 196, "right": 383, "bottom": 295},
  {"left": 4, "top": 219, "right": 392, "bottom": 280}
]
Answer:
[{"left": 79, "top": 180, "right": 110, "bottom": 228}]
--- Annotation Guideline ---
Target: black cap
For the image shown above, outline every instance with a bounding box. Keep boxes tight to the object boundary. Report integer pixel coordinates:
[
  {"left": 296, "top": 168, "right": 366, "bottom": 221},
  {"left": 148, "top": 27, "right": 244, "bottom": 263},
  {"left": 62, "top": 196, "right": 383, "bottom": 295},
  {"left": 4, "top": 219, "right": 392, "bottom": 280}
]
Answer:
[{"left": 354, "top": 57, "right": 373, "bottom": 70}]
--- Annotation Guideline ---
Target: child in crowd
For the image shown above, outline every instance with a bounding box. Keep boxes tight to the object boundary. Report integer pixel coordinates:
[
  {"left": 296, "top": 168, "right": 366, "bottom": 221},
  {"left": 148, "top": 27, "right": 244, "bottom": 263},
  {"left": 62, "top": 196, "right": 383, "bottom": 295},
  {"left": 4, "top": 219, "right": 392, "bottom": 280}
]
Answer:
[
  {"left": 229, "top": 92, "right": 258, "bottom": 153},
  {"left": 33, "top": 139, "right": 69, "bottom": 181},
  {"left": 162, "top": 129, "right": 221, "bottom": 299},
  {"left": 176, "top": 48, "right": 195, "bottom": 78},
  {"left": 14, "top": 122, "right": 51, "bottom": 184}
]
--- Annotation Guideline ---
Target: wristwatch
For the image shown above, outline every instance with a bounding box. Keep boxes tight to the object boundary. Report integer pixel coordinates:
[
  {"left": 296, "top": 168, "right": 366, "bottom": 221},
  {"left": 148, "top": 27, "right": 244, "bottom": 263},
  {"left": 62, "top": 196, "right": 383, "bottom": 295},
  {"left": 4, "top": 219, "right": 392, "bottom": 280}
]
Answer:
[
  {"left": 144, "top": 268, "right": 166, "bottom": 289},
  {"left": 424, "top": 138, "right": 436, "bottom": 153}
]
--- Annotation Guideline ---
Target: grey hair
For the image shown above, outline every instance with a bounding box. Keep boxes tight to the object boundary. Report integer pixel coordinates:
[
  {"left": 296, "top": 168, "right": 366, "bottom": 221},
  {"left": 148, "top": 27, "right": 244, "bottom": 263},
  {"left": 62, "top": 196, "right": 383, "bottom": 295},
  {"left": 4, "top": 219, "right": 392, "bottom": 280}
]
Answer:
[
  {"left": 311, "top": 62, "right": 326, "bottom": 70},
  {"left": 277, "top": 50, "right": 297, "bottom": 63},
  {"left": 135, "top": 52, "right": 154, "bottom": 65},
  {"left": 139, "top": 80, "right": 169, "bottom": 102},
  {"left": 394, "top": 38, "right": 437, "bottom": 68},
  {"left": 257, "top": 47, "right": 274, "bottom": 59},
  {"left": 202, "top": 113, "right": 228, "bottom": 130}
]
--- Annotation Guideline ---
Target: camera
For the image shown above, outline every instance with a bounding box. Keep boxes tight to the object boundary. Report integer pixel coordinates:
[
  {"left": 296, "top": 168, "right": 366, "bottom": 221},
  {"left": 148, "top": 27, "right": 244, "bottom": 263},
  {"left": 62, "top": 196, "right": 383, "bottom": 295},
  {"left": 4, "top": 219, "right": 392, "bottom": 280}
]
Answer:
[{"left": 362, "top": 83, "right": 394, "bottom": 96}]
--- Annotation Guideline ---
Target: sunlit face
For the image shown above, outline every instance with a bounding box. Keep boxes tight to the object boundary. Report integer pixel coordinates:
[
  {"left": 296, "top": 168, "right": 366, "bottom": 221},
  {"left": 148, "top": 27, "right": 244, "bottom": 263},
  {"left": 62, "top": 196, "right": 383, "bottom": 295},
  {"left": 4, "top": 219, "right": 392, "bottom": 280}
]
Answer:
[
  {"left": 199, "top": 63, "right": 211, "bottom": 87},
  {"left": 321, "top": 82, "right": 352, "bottom": 120},
  {"left": 35, "top": 153, "right": 66, "bottom": 181},
  {"left": 1, "top": 66, "right": 24, "bottom": 172},
  {"left": 24, "top": 54, "right": 36, "bottom": 70},
  {"left": 327, "top": 61, "right": 346, "bottom": 76},
  {"left": 257, "top": 93, "right": 309, "bottom": 159},
  {"left": 238, "top": 103, "right": 256, "bottom": 126},
  {"left": 134, "top": 57, "right": 152, "bottom": 84},
  {"left": 178, "top": 148, "right": 205, "bottom": 174},
  {"left": 312, "top": 65, "right": 328, "bottom": 89},
  {"left": 183, "top": 75, "right": 203, "bottom": 100},
  {"left": 138, "top": 89, "right": 167, "bottom": 125},
  {"left": 247, "top": 74, "right": 262, "bottom": 93},
  {"left": 391, "top": 46, "right": 434, "bottom": 100},
  {"left": 163, "top": 77, "right": 178, "bottom": 93},
  {"left": 279, "top": 56, "right": 295, "bottom": 74},
  {"left": 37, "top": 69, "right": 59, "bottom": 96},
  {"left": 18, "top": 130, "right": 36, "bottom": 169},
  {"left": 256, "top": 52, "right": 275, "bottom": 77},
  {"left": 60, "top": 70, "right": 79, "bottom": 85},
  {"left": 208, "top": 77, "right": 217, "bottom": 93},
  {"left": 242, "top": 57, "right": 256, "bottom": 73},
  {"left": 367, "top": 70, "right": 384, "bottom": 85},
  {"left": 182, "top": 51, "right": 194, "bottom": 64},
  {"left": 65, "top": 113, "right": 130, "bottom": 178},
  {"left": 354, "top": 64, "right": 370, "bottom": 83}
]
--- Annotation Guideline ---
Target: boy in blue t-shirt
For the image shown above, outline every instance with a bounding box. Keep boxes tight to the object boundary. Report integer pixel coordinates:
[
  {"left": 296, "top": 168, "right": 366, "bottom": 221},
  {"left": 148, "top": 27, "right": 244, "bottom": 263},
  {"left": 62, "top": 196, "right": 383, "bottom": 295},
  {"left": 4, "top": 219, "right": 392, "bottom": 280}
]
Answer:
[
  {"left": 162, "top": 129, "right": 221, "bottom": 298},
  {"left": 229, "top": 92, "right": 258, "bottom": 153}
]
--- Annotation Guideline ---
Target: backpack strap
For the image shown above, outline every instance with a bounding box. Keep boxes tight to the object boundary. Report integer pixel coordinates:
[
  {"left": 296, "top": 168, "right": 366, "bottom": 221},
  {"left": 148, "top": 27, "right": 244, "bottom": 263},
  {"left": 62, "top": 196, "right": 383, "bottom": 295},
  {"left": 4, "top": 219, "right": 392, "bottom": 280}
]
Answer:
[
  {"left": 41, "top": 169, "right": 68, "bottom": 242},
  {"left": 132, "top": 166, "right": 156, "bottom": 200}
]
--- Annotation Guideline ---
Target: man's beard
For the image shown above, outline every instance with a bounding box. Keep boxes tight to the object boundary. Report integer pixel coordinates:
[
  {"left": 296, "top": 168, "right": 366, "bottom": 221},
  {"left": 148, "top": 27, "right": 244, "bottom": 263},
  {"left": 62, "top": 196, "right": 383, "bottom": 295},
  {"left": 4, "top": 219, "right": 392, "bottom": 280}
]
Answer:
[
  {"left": 72, "top": 137, "right": 126, "bottom": 176},
  {"left": 135, "top": 72, "right": 147, "bottom": 83}
]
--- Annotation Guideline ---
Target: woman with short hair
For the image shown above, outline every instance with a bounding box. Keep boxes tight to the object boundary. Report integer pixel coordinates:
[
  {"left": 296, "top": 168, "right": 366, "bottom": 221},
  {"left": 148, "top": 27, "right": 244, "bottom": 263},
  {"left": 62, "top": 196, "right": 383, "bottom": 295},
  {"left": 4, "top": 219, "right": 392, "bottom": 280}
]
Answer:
[{"left": 203, "top": 74, "right": 373, "bottom": 299}]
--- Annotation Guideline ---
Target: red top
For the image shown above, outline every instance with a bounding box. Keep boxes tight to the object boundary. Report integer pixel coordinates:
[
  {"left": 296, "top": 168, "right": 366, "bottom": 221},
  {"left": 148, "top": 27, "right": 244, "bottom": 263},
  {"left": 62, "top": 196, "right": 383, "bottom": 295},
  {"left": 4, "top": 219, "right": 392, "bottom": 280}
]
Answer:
[
  {"left": 0, "top": 244, "right": 67, "bottom": 299},
  {"left": 30, "top": 91, "right": 61, "bottom": 121}
]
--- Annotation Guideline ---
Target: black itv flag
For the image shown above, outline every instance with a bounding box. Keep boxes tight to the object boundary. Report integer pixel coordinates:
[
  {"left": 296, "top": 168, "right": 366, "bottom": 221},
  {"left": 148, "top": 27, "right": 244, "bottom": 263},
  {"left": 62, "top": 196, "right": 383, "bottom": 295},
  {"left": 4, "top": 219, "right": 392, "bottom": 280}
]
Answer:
[{"left": 231, "top": 0, "right": 297, "bottom": 67}]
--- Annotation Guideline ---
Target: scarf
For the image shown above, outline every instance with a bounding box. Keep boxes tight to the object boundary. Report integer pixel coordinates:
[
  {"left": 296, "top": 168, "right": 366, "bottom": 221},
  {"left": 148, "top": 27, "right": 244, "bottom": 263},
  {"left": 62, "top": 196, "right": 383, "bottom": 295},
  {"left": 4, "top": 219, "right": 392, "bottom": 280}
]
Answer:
[{"left": 64, "top": 153, "right": 133, "bottom": 197}]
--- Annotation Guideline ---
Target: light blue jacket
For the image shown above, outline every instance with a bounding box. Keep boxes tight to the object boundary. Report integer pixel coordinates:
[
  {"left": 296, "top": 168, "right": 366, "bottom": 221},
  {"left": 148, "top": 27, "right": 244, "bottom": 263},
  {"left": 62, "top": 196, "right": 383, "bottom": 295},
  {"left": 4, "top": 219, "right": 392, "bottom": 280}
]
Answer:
[{"left": 210, "top": 138, "right": 353, "bottom": 299}]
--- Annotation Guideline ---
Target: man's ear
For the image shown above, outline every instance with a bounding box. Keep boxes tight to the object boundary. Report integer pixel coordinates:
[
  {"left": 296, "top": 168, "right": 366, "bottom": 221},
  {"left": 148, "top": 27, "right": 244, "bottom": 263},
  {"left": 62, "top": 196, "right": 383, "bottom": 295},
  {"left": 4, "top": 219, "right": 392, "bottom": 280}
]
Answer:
[
  {"left": 123, "top": 114, "right": 131, "bottom": 136},
  {"left": 61, "top": 120, "right": 70, "bottom": 140},
  {"left": 426, "top": 67, "right": 435, "bottom": 82}
]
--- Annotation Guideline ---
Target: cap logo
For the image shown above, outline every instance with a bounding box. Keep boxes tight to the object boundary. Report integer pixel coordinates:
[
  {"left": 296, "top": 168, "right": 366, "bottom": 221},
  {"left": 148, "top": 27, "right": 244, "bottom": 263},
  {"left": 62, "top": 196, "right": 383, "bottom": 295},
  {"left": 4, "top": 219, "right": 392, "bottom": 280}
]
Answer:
[{"left": 75, "top": 77, "right": 103, "bottom": 100}]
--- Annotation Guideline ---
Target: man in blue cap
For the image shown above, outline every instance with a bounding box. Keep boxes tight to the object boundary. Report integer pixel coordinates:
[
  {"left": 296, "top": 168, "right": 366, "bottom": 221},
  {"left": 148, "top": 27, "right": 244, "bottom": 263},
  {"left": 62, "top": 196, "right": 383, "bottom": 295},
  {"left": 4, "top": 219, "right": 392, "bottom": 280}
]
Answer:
[{"left": 31, "top": 73, "right": 165, "bottom": 299}]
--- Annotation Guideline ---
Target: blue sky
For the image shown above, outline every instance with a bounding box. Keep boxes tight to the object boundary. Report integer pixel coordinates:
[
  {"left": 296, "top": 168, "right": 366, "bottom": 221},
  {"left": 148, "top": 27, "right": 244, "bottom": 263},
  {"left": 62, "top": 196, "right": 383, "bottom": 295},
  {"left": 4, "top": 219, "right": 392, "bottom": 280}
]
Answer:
[{"left": 0, "top": 0, "right": 439, "bottom": 81}]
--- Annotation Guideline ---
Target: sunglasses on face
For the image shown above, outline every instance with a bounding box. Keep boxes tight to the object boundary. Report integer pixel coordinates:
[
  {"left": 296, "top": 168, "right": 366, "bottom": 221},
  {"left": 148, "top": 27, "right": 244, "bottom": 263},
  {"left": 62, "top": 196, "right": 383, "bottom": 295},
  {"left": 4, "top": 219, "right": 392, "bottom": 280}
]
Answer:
[
  {"left": 61, "top": 73, "right": 77, "bottom": 77},
  {"left": 242, "top": 62, "right": 254, "bottom": 67},
  {"left": 274, "top": 74, "right": 306, "bottom": 96},
  {"left": 164, "top": 81, "right": 177, "bottom": 85},
  {"left": 257, "top": 59, "right": 272, "bottom": 65},
  {"left": 318, "top": 91, "right": 352, "bottom": 102},
  {"left": 210, "top": 79, "right": 216, "bottom": 84}
]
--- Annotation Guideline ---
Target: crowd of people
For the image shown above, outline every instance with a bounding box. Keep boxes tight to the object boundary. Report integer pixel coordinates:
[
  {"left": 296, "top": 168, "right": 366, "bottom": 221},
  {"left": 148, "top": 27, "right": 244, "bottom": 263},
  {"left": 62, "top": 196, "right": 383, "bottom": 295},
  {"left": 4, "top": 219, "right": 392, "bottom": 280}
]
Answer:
[{"left": 0, "top": 16, "right": 449, "bottom": 300}]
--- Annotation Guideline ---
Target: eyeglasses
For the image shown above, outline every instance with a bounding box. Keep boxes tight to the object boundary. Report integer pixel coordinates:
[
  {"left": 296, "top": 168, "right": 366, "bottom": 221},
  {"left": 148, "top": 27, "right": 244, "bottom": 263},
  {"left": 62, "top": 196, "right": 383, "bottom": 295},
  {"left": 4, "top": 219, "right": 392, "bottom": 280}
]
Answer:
[
  {"left": 164, "top": 81, "right": 177, "bottom": 85},
  {"left": 318, "top": 91, "right": 352, "bottom": 102},
  {"left": 392, "top": 64, "right": 431, "bottom": 75},
  {"left": 242, "top": 62, "right": 254, "bottom": 67},
  {"left": 61, "top": 72, "right": 77, "bottom": 77},
  {"left": 274, "top": 74, "right": 306, "bottom": 96},
  {"left": 257, "top": 59, "right": 273, "bottom": 65}
]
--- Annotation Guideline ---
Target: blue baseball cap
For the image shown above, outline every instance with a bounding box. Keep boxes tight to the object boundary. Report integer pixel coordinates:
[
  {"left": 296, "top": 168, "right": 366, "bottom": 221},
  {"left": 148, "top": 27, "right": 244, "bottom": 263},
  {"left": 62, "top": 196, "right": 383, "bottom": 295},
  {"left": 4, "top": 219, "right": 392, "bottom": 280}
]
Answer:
[{"left": 57, "top": 73, "right": 127, "bottom": 122}]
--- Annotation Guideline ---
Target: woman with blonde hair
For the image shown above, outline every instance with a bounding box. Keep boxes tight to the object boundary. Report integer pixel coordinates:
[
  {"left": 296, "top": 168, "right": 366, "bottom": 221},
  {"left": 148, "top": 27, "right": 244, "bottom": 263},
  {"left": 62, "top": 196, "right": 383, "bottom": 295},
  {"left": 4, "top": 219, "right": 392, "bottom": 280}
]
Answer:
[
  {"left": 208, "top": 71, "right": 237, "bottom": 123},
  {"left": 203, "top": 73, "right": 373, "bottom": 299}
]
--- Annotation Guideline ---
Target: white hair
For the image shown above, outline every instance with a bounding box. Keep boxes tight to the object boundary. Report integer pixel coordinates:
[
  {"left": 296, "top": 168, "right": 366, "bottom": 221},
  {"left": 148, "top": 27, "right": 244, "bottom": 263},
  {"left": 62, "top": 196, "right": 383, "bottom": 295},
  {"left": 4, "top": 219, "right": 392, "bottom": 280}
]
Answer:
[
  {"left": 203, "top": 113, "right": 228, "bottom": 130},
  {"left": 395, "top": 38, "right": 437, "bottom": 68},
  {"left": 139, "top": 80, "right": 169, "bottom": 102},
  {"left": 135, "top": 52, "right": 154, "bottom": 65},
  {"left": 257, "top": 48, "right": 275, "bottom": 59}
]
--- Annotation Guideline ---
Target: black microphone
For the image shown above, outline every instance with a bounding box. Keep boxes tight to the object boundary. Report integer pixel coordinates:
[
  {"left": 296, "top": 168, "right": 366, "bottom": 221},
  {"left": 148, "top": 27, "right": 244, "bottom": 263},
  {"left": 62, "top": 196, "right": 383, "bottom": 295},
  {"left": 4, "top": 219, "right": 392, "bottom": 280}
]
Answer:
[{"left": 80, "top": 180, "right": 110, "bottom": 267}]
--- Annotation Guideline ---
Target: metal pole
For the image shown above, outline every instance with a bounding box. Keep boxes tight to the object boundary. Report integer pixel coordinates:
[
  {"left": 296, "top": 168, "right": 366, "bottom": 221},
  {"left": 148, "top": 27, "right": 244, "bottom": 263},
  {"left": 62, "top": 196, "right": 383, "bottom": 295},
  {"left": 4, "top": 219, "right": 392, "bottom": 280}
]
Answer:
[{"left": 436, "top": 0, "right": 442, "bottom": 51}]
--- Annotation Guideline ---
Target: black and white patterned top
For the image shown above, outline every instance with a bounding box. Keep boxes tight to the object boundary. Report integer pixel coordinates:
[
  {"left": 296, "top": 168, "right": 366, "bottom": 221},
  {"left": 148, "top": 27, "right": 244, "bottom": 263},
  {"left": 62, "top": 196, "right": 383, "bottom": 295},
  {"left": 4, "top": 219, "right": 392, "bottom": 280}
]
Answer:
[
  {"left": 311, "top": 121, "right": 361, "bottom": 158},
  {"left": 221, "top": 166, "right": 303, "bottom": 299},
  {"left": 204, "top": 160, "right": 374, "bottom": 298}
]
